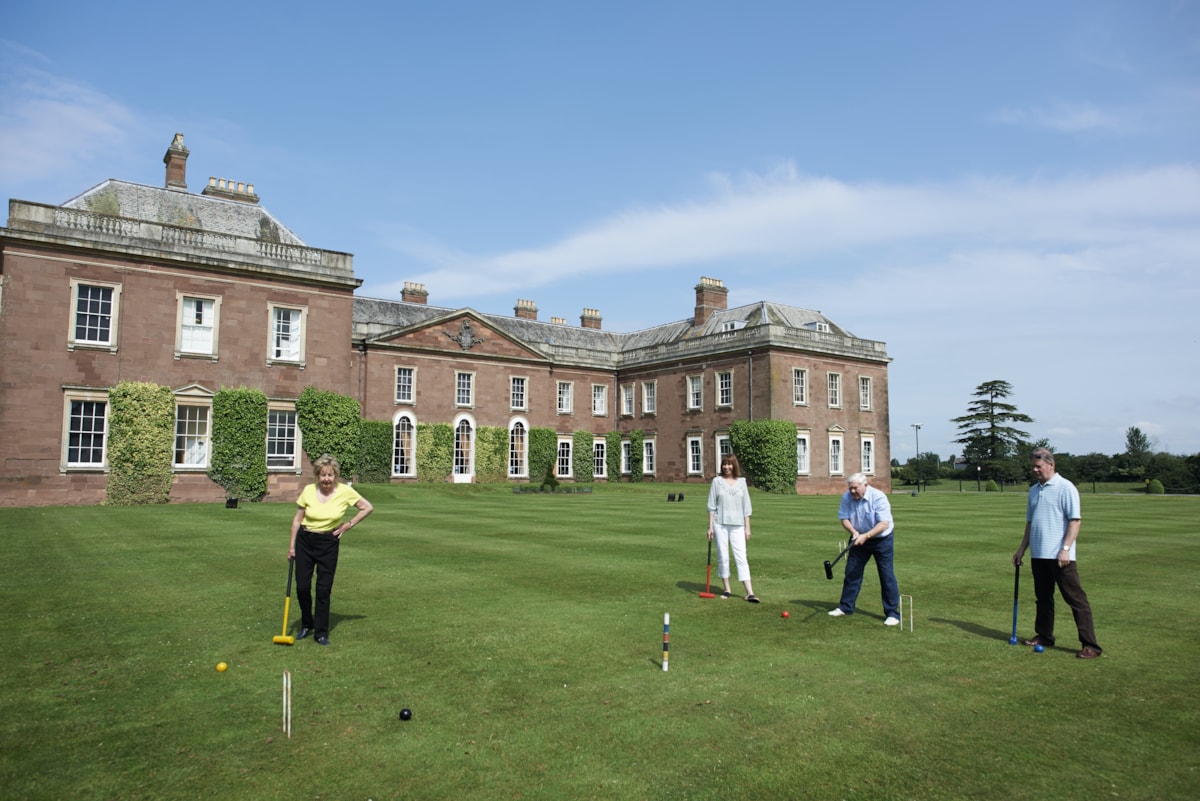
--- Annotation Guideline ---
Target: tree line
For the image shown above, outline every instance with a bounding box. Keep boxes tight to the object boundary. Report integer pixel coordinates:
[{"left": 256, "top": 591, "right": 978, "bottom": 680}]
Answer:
[{"left": 894, "top": 380, "right": 1200, "bottom": 493}]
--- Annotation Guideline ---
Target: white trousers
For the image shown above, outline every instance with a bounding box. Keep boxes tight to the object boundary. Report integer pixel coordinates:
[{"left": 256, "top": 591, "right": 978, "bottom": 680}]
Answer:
[{"left": 713, "top": 523, "right": 751, "bottom": 582}]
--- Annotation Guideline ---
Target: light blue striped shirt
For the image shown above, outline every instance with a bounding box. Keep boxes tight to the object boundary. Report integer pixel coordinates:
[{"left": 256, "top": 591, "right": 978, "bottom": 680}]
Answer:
[{"left": 1027, "top": 473, "right": 1081, "bottom": 560}]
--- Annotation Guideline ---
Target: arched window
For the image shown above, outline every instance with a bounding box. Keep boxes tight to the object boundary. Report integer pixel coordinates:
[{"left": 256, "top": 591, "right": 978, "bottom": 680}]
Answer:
[
  {"left": 509, "top": 420, "right": 527, "bottom": 478},
  {"left": 454, "top": 418, "right": 473, "bottom": 476},
  {"left": 393, "top": 413, "right": 416, "bottom": 477}
]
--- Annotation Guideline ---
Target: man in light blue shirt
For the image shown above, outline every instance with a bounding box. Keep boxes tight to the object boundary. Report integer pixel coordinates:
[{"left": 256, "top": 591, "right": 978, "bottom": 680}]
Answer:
[
  {"left": 1013, "top": 448, "right": 1102, "bottom": 659},
  {"left": 829, "top": 473, "right": 901, "bottom": 625}
]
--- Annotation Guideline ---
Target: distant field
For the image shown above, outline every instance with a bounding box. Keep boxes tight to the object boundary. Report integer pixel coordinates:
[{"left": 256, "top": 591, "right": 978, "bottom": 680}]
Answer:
[{"left": 2, "top": 484, "right": 1196, "bottom": 801}]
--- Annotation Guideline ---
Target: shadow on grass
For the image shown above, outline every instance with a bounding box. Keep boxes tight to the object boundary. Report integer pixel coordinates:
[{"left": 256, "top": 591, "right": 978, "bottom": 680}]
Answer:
[{"left": 929, "top": 616, "right": 1012, "bottom": 642}]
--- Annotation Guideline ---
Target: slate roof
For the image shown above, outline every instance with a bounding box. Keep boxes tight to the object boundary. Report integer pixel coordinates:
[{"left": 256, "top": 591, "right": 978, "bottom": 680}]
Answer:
[
  {"left": 62, "top": 179, "right": 307, "bottom": 246},
  {"left": 353, "top": 295, "right": 869, "bottom": 368}
]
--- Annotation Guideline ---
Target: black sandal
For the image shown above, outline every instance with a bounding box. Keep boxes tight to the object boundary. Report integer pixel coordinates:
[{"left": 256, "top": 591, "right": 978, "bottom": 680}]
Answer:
[
  {"left": 720, "top": 591, "right": 731, "bottom": 599},
  {"left": 746, "top": 594, "right": 760, "bottom": 603}
]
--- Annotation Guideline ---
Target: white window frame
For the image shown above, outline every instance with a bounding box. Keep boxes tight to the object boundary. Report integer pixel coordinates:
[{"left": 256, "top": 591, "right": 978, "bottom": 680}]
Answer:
[
  {"left": 829, "top": 433, "right": 844, "bottom": 476},
  {"left": 455, "top": 371, "right": 475, "bottom": 408},
  {"left": 621, "top": 441, "right": 632, "bottom": 474},
  {"left": 687, "top": 375, "right": 703, "bottom": 410},
  {"left": 796, "top": 432, "right": 811, "bottom": 475},
  {"left": 859, "top": 376, "right": 872, "bottom": 411},
  {"left": 175, "top": 292, "right": 221, "bottom": 360},
  {"left": 174, "top": 401, "right": 212, "bottom": 470},
  {"left": 643, "top": 438, "right": 656, "bottom": 475},
  {"left": 453, "top": 414, "right": 475, "bottom": 478},
  {"left": 393, "top": 411, "right": 417, "bottom": 477},
  {"left": 508, "top": 417, "right": 529, "bottom": 479},
  {"left": 861, "top": 435, "right": 875, "bottom": 475},
  {"left": 556, "top": 437, "right": 573, "bottom": 478},
  {"left": 68, "top": 278, "right": 122, "bottom": 352},
  {"left": 715, "top": 434, "right": 732, "bottom": 474},
  {"left": 267, "top": 404, "right": 301, "bottom": 471},
  {"left": 621, "top": 384, "right": 634, "bottom": 416},
  {"left": 717, "top": 370, "right": 733, "bottom": 408},
  {"left": 62, "top": 389, "right": 109, "bottom": 469},
  {"left": 792, "top": 368, "right": 808, "bottom": 406},
  {"left": 592, "top": 384, "right": 607, "bottom": 417},
  {"left": 687, "top": 435, "right": 703, "bottom": 475},
  {"left": 642, "top": 381, "right": 657, "bottom": 415},
  {"left": 267, "top": 303, "right": 307, "bottom": 367},
  {"left": 827, "top": 372, "right": 842, "bottom": 408},
  {"left": 510, "top": 376, "right": 528, "bottom": 411},
  {"left": 557, "top": 381, "right": 573, "bottom": 415},
  {"left": 593, "top": 438, "right": 607, "bottom": 479},
  {"left": 395, "top": 366, "right": 416, "bottom": 405}
]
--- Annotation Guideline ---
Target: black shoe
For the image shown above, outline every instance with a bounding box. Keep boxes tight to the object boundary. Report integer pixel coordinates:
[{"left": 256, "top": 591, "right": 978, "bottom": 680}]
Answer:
[
  {"left": 315, "top": 634, "right": 331, "bottom": 646},
  {"left": 296, "top": 627, "right": 312, "bottom": 640}
]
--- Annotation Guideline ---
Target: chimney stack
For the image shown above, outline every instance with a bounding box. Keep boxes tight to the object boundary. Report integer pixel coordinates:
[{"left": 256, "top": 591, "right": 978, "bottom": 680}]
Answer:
[
  {"left": 514, "top": 299, "right": 538, "bottom": 320},
  {"left": 202, "top": 176, "right": 261, "bottom": 204},
  {"left": 694, "top": 276, "right": 728, "bottom": 326},
  {"left": 551, "top": 316, "right": 567, "bottom": 325},
  {"left": 163, "top": 133, "right": 189, "bottom": 191},
  {"left": 401, "top": 281, "right": 428, "bottom": 304},
  {"left": 580, "top": 308, "right": 602, "bottom": 330}
]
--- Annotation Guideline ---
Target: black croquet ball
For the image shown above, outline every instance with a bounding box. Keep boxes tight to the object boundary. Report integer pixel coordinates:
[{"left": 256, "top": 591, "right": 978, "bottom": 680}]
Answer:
[{"left": 399, "top": 708, "right": 413, "bottom": 721}]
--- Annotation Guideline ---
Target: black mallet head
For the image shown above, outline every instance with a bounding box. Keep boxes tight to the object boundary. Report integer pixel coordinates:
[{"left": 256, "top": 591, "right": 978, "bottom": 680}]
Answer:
[{"left": 823, "top": 560, "right": 834, "bottom": 580}]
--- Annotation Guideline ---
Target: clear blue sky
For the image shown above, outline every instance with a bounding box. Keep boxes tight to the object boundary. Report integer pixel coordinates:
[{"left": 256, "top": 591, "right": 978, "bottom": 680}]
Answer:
[{"left": 4, "top": 1, "right": 1198, "bottom": 460}]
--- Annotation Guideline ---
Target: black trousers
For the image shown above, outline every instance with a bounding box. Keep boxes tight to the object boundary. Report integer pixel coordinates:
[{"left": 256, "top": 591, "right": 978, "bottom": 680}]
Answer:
[
  {"left": 295, "top": 527, "right": 340, "bottom": 637},
  {"left": 1030, "top": 558, "right": 1101, "bottom": 652}
]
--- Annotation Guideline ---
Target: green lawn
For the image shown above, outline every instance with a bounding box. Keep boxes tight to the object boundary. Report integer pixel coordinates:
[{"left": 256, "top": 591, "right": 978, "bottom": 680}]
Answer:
[{"left": 2, "top": 484, "right": 1196, "bottom": 801}]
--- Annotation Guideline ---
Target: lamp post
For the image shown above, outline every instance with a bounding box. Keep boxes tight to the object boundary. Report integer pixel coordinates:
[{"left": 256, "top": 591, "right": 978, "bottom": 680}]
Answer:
[
  {"left": 911, "top": 424, "right": 922, "bottom": 492},
  {"left": 976, "top": 465, "right": 982, "bottom": 492}
]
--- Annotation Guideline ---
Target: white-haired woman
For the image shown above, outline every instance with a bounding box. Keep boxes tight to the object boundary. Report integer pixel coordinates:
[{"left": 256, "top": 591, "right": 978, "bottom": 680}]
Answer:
[{"left": 288, "top": 454, "right": 373, "bottom": 645}]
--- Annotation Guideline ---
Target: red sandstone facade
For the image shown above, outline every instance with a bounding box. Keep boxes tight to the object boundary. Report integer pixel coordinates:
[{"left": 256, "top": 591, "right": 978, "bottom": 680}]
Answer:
[{"left": 0, "top": 135, "right": 891, "bottom": 507}]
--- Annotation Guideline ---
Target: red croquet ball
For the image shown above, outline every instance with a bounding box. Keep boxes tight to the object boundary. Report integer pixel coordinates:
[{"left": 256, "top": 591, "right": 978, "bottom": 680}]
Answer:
[{"left": 781, "top": 610, "right": 790, "bottom": 619}]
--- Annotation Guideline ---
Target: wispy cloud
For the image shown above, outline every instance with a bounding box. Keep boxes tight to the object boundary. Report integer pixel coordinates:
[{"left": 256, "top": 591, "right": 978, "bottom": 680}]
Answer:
[
  {"left": 0, "top": 40, "right": 137, "bottom": 186},
  {"left": 986, "top": 101, "right": 1143, "bottom": 134},
  {"left": 374, "top": 163, "right": 1200, "bottom": 305}
]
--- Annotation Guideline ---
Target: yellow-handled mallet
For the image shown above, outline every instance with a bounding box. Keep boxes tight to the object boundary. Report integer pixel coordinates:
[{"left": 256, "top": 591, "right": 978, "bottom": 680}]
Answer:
[{"left": 272, "top": 557, "right": 296, "bottom": 645}]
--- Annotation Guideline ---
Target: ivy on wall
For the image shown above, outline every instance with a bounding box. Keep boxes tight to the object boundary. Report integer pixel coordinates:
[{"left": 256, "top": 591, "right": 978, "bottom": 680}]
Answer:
[
  {"left": 528, "top": 427, "right": 557, "bottom": 487},
  {"left": 105, "top": 382, "right": 175, "bottom": 505},
  {"left": 629, "top": 429, "right": 644, "bottom": 483},
  {"left": 356, "top": 419, "right": 394, "bottom": 484},
  {"left": 475, "top": 425, "right": 510, "bottom": 484},
  {"left": 295, "top": 387, "right": 361, "bottom": 475},
  {"left": 209, "top": 387, "right": 269, "bottom": 500},
  {"left": 571, "top": 430, "right": 595, "bottom": 483},
  {"left": 416, "top": 423, "right": 454, "bottom": 482},
  {"left": 729, "top": 419, "right": 798, "bottom": 494},
  {"left": 605, "top": 431, "right": 623, "bottom": 482}
]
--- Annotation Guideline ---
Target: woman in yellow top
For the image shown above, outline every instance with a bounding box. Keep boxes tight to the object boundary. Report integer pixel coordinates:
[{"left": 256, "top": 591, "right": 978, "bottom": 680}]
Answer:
[{"left": 288, "top": 454, "right": 373, "bottom": 645}]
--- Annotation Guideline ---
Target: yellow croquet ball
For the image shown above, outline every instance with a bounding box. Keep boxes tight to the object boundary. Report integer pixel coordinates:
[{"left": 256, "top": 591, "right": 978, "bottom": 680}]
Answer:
[{"left": 216, "top": 662, "right": 228, "bottom": 672}]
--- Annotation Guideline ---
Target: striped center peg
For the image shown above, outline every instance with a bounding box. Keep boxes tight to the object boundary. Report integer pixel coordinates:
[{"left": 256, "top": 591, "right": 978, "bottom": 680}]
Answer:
[{"left": 662, "top": 612, "right": 670, "bottom": 672}]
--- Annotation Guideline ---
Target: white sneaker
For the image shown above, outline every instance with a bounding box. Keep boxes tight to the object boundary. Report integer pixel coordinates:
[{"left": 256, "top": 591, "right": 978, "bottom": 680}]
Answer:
[
  {"left": 828, "top": 608, "right": 846, "bottom": 617},
  {"left": 884, "top": 616, "right": 901, "bottom": 626}
]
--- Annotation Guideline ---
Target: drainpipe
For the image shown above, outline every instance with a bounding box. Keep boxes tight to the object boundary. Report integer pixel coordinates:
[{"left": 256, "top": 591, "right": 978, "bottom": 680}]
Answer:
[{"left": 747, "top": 350, "right": 754, "bottom": 421}]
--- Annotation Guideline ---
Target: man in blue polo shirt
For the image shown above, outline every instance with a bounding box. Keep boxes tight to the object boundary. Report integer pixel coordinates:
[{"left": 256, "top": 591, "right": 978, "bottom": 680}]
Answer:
[
  {"left": 829, "top": 472, "right": 901, "bottom": 625},
  {"left": 1013, "top": 448, "right": 1102, "bottom": 659}
]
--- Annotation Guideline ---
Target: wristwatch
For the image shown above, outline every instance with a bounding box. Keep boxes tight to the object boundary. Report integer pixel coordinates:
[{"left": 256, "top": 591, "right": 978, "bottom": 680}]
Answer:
[{"left": 1061, "top": 545, "right": 1070, "bottom": 551}]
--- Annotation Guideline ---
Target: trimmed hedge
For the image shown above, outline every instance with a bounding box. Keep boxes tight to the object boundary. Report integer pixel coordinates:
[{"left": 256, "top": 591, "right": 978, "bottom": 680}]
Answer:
[
  {"left": 105, "top": 382, "right": 175, "bottom": 505},
  {"left": 572, "top": 430, "right": 595, "bottom": 483},
  {"left": 729, "top": 419, "right": 798, "bottom": 494},
  {"left": 295, "top": 387, "right": 361, "bottom": 475},
  {"left": 208, "top": 387, "right": 269, "bottom": 500}
]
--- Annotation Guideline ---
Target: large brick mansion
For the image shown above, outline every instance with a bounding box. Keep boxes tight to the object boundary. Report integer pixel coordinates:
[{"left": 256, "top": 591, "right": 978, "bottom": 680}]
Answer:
[{"left": 0, "top": 135, "right": 891, "bottom": 507}]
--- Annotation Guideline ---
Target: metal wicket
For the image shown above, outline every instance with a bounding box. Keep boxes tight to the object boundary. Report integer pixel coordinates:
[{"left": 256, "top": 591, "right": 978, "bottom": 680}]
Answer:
[
  {"left": 662, "top": 613, "right": 669, "bottom": 672},
  {"left": 899, "top": 594, "right": 914, "bottom": 632},
  {"left": 282, "top": 670, "right": 292, "bottom": 738}
]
